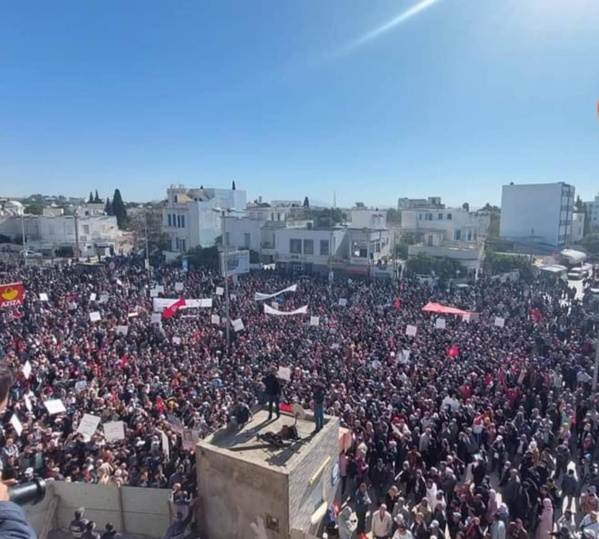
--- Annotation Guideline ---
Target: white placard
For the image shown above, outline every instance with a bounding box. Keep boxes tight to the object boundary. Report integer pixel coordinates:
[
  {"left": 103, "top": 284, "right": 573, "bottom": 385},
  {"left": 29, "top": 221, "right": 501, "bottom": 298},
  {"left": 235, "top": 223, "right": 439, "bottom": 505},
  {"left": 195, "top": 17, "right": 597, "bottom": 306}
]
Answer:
[
  {"left": 99, "top": 294, "right": 109, "bottom": 304},
  {"left": 182, "top": 430, "right": 200, "bottom": 450},
  {"left": 175, "top": 282, "right": 184, "bottom": 292},
  {"left": 338, "top": 298, "right": 348, "bottom": 307},
  {"left": 216, "top": 287, "right": 224, "bottom": 296},
  {"left": 44, "top": 399, "right": 67, "bottom": 416},
  {"left": 76, "top": 413, "right": 101, "bottom": 439},
  {"left": 116, "top": 279, "right": 124, "bottom": 286},
  {"left": 156, "top": 285, "right": 165, "bottom": 293},
  {"left": 89, "top": 311, "right": 101, "bottom": 322},
  {"left": 406, "top": 325, "right": 417, "bottom": 337},
  {"left": 89, "top": 293, "right": 97, "bottom": 302},
  {"left": 160, "top": 430, "right": 170, "bottom": 460},
  {"left": 277, "top": 367, "right": 291, "bottom": 381},
  {"left": 150, "top": 289, "right": 158, "bottom": 298},
  {"left": 116, "top": 325, "right": 128, "bottom": 336},
  {"left": 151, "top": 313, "right": 162, "bottom": 324},
  {"left": 10, "top": 414, "right": 23, "bottom": 436},
  {"left": 310, "top": 316, "right": 320, "bottom": 327},
  {"left": 230, "top": 294, "right": 236, "bottom": 300},
  {"left": 211, "top": 314, "right": 220, "bottom": 325},
  {"left": 24, "top": 395, "right": 32, "bottom": 412},
  {"left": 331, "top": 343, "right": 340, "bottom": 350},
  {"left": 271, "top": 301, "right": 279, "bottom": 310},
  {"left": 39, "top": 293, "right": 49, "bottom": 301},
  {"left": 75, "top": 380, "right": 87, "bottom": 392},
  {"left": 232, "top": 318, "right": 244, "bottom": 332},
  {"left": 173, "top": 336, "right": 182, "bottom": 345},
  {"left": 435, "top": 318, "right": 446, "bottom": 330},
  {"left": 22, "top": 360, "right": 32, "bottom": 380},
  {"left": 128, "top": 311, "right": 139, "bottom": 318},
  {"left": 494, "top": 316, "right": 505, "bottom": 328},
  {"left": 103, "top": 421, "right": 125, "bottom": 442}
]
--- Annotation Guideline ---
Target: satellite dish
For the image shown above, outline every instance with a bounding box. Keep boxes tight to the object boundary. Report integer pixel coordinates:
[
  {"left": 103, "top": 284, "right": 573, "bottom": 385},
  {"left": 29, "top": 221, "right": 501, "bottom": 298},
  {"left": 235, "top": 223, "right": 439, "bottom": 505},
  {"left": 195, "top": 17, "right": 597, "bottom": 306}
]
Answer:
[{"left": 291, "top": 403, "right": 306, "bottom": 423}]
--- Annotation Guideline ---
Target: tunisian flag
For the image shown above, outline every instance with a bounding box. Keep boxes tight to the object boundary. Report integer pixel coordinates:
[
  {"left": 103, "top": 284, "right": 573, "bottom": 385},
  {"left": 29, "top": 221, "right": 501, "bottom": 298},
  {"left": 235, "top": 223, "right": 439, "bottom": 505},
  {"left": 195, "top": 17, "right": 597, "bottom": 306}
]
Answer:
[
  {"left": 448, "top": 345, "right": 459, "bottom": 358},
  {"left": 528, "top": 307, "right": 542, "bottom": 324},
  {"left": 162, "top": 297, "right": 186, "bottom": 319},
  {"left": 394, "top": 299, "right": 402, "bottom": 309}
]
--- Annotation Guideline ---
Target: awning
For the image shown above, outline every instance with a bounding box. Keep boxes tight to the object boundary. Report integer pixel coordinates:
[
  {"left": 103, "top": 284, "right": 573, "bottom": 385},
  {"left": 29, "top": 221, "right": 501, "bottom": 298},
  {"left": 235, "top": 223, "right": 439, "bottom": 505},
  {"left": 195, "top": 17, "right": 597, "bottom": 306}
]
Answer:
[
  {"left": 422, "top": 302, "right": 470, "bottom": 315},
  {"left": 560, "top": 249, "right": 587, "bottom": 264}
]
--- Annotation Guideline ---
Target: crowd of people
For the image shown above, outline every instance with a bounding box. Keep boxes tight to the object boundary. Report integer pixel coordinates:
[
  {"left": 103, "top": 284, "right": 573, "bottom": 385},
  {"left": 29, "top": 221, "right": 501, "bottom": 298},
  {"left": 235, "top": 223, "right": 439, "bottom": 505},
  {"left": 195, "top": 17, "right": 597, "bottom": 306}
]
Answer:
[{"left": 0, "top": 256, "right": 598, "bottom": 539}]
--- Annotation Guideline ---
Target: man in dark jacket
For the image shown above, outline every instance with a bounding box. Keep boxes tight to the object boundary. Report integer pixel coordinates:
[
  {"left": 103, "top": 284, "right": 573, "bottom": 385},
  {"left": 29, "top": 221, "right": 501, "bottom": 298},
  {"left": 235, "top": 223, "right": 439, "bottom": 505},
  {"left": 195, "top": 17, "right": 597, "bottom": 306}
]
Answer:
[
  {"left": 263, "top": 367, "right": 281, "bottom": 420},
  {"left": 0, "top": 361, "right": 37, "bottom": 539}
]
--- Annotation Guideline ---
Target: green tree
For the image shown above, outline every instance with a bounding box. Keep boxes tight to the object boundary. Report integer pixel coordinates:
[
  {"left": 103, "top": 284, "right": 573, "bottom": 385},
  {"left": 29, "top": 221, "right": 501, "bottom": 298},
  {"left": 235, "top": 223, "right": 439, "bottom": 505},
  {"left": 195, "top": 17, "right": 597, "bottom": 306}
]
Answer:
[
  {"left": 88, "top": 192, "right": 94, "bottom": 203},
  {"left": 394, "top": 242, "right": 409, "bottom": 259},
  {"left": 483, "top": 251, "right": 532, "bottom": 278},
  {"left": 94, "top": 189, "right": 101, "bottom": 203},
  {"left": 303, "top": 196, "right": 310, "bottom": 208},
  {"left": 186, "top": 245, "right": 220, "bottom": 270},
  {"left": 387, "top": 208, "right": 401, "bottom": 223},
  {"left": 104, "top": 198, "right": 113, "bottom": 216},
  {"left": 111, "top": 189, "right": 128, "bottom": 229},
  {"left": 24, "top": 203, "right": 43, "bottom": 215},
  {"left": 405, "top": 253, "right": 463, "bottom": 279},
  {"left": 582, "top": 233, "right": 599, "bottom": 255},
  {"left": 308, "top": 208, "right": 346, "bottom": 227},
  {"left": 232, "top": 180, "right": 236, "bottom": 190}
]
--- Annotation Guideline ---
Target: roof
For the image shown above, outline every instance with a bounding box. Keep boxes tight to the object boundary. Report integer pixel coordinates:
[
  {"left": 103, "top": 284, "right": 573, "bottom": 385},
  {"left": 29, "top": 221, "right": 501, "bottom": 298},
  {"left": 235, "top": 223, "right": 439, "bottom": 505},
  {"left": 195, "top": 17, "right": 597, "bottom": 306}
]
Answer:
[
  {"left": 560, "top": 249, "right": 587, "bottom": 263},
  {"left": 539, "top": 264, "right": 567, "bottom": 273},
  {"left": 199, "top": 409, "right": 328, "bottom": 473}
]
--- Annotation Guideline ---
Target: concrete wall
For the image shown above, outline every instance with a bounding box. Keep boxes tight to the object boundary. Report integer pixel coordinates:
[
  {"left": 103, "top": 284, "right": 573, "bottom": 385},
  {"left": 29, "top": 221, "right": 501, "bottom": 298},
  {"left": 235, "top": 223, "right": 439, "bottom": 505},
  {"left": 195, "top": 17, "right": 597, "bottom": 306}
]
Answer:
[
  {"left": 25, "top": 482, "right": 172, "bottom": 538},
  {"left": 197, "top": 445, "right": 289, "bottom": 539},
  {"left": 288, "top": 417, "right": 340, "bottom": 535}
]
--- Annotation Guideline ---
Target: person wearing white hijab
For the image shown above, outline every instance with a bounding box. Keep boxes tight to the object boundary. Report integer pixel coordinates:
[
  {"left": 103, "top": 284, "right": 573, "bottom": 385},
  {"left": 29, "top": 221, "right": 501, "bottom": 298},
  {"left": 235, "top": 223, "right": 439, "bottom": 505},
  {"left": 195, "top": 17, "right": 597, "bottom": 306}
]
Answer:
[{"left": 338, "top": 506, "right": 356, "bottom": 539}]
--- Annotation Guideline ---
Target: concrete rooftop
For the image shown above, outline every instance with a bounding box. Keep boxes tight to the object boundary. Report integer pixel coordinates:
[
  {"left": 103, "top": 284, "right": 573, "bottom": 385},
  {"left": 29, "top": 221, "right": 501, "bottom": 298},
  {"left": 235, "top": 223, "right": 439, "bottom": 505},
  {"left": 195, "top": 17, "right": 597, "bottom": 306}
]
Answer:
[{"left": 200, "top": 409, "right": 323, "bottom": 472}]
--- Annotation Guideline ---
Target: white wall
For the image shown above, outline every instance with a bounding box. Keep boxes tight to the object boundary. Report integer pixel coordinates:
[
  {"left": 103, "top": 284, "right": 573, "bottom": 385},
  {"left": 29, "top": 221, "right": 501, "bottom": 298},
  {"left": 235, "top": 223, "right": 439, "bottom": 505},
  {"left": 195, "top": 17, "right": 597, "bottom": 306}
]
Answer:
[
  {"left": 572, "top": 212, "right": 585, "bottom": 243},
  {"left": 274, "top": 228, "right": 346, "bottom": 266},
  {"left": 500, "top": 183, "right": 574, "bottom": 247},
  {"left": 349, "top": 209, "right": 387, "bottom": 229},
  {"left": 401, "top": 208, "right": 486, "bottom": 242},
  {"left": 225, "top": 217, "right": 262, "bottom": 250}
]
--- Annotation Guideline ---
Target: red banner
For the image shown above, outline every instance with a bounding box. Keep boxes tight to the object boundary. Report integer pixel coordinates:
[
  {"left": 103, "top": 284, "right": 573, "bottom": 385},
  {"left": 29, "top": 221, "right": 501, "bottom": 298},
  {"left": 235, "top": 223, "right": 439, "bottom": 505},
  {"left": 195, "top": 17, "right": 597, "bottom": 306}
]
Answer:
[{"left": 0, "top": 283, "right": 24, "bottom": 308}]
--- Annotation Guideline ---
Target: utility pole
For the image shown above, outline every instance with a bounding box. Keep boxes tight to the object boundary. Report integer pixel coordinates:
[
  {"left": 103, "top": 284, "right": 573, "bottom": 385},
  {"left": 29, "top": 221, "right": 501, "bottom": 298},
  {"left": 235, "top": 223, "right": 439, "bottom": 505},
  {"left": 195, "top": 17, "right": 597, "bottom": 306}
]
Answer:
[
  {"left": 144, "top": 210, "right": 150, "bottom": 276},
  {"left": 74, "top": 209, "right": 80, "bottom": 262},
  {"left": 328, "top": 193, "right": 335, "bottom": 290},
  {"left": 20, "top": 211, "right": 27, "bottom": 263},
  {"left": 593, "top": 337, "right": 599, "bottom": 392}
]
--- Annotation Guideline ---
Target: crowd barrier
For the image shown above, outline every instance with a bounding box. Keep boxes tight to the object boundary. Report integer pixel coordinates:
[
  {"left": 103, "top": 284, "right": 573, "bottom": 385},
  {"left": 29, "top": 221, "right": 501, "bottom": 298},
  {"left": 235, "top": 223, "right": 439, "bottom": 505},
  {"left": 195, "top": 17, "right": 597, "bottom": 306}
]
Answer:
[{"left": 25, "top": 481, "right": 173, "bottom": 539}]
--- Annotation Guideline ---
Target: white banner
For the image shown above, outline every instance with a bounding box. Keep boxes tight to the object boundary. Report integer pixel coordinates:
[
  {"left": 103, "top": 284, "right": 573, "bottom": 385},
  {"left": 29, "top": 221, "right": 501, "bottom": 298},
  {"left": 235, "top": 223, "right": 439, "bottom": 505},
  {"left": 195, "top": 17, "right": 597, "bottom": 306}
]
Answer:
[
  {"left": 76, "top": 413, "right": 101, "bottom": 439},
  {"left": 220, "top": 250, "right": 250, "bottom": 277},
  {"left": 264, "top": 304, "right": 308, "bottom": 316},
  {"left": 232, "top": 318, "right": 245, "bottom": 332},
  {"left": 153, "top": 298, "right": 213, "bottom": 312},
  {"left": 254, "top": 284, "right": 297, "bottom": 301}
]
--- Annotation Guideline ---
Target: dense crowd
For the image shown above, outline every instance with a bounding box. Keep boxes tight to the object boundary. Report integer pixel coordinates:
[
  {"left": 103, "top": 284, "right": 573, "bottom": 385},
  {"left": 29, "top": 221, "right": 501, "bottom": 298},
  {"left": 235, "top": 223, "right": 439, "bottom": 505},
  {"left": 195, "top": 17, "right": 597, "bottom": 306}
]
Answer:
[{"left": 1, "top": 257, "right": 599, "bottom": 539}]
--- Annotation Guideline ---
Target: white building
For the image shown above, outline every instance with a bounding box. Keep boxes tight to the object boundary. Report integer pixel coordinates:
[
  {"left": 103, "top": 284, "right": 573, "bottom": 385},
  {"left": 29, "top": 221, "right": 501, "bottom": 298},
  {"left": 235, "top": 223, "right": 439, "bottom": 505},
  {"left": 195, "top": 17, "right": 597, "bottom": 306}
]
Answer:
[
  {"left": 584, "top": 194, "right": 599, "bottom": 232},
  {"left": 0, "top": 214, "right": 118, "bottom": 257},
  {"left": 162, "top": 185, "right": 247, "bottom": 259},
  {"left": 398, "top": 197, "right": 443, "bottom": 211},
  {"left": 348, "top": 207, "right": 387, "bottom": 229},
  {"left": 572, "top": 212, "right": 585, "bottom": 243},
  {"left": 500, "top": 182, "right": 575, "bottom": 248}
]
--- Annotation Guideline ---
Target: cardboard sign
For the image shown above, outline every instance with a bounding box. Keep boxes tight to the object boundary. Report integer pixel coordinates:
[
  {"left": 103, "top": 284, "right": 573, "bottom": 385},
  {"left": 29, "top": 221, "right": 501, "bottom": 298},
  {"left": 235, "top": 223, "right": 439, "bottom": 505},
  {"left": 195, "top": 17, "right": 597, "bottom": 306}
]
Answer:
[
  {"left": 494, "top": 317, "right": 505, "bottom": 328},
  {"left": 75, "top": 380, "right": 88, "bottom": 392},
  {"left": 406, "top": 325, "right": 417, "bottom": 337},
  {"left": 44, "top": 399, "right": 67, "bottom": 416},
  {"left": 10, "top": 414, "right": 23, "bottom": 436},
  {"left": 39, "top": 293, "right": 49, "bottom": 302},
  {"left": 232, "top": 318, "right": 244, "bottom": 332},
  {"left": 310, "top": 316, "right": 320, "bottom": 327},
  {"left": 216, "top": 287, "right": 224, "bottom": 296},
  {"left": 76, "top": 413, "right": 101, "bottom": 439},
  {"left": 435, "top": 318, "right": 446, "bottom": 330},
  {"left": 175, "top": 282, "right": 184, "bottom": 292},
  {"left": 89, "top": 293, "right": 97, "bottom": 302},
  {"left": 277, "top": 367, "right": 291, "bottom": 381},
  {"left": 89, "top": 311, "right": 101, "bottom": 322},
  {"left": 103, "top": 421, "right": 125, "bottom": 442},
  {"left": 116, "top": 325, "right": 128, "bottom": 336},
  {"left": 173, "top": 336, "right": 182, "bottom": 345},
  {"left": 99, "top": 294, "right": 109, "bottom": 304},
  {"left": 338, "top": 298, "right": 348, "bottom": 307},
  {"left": 22, "top": 360, "right": 32, "bottom": 380},
  {"left": 151, "top": 313, "right": 162, "bottom": 324},
  {"left": 211, "top": 314, "right": 220, "bottom": 325},
  {"left": 182, "top": 430, "right": 200, "bottom": 450}
]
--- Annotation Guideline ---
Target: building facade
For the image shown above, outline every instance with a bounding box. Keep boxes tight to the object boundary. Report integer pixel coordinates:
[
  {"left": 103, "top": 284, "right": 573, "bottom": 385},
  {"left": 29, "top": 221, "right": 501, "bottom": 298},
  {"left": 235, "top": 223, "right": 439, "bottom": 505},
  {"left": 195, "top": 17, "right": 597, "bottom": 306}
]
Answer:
[
  {"left": 584, "top": 194, "right": 599, "bottom": 232},
  {"left": 162, "top": 185, "right": 247, "bottom": 259},
  {"left": 572, "top": 212, "right": 586, "bottom": 243},
  {"left": 500, "top": 182, "right": 575, "bottom": 248}
]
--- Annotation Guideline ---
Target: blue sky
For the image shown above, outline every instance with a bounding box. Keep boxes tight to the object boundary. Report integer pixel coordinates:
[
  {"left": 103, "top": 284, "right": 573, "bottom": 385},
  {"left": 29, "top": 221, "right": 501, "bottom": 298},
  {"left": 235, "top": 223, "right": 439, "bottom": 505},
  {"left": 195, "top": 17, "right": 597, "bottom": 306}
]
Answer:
[{"left": 1, "top": 0, "right": 598, "bottom": 208}]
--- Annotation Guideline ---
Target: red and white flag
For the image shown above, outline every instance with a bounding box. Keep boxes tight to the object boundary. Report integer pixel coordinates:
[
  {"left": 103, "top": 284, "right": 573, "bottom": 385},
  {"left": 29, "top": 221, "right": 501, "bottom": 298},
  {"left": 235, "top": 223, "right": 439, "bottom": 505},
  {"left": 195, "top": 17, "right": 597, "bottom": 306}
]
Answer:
[{"left": 162, "top": 297, "right": 186, "bottom": 319}]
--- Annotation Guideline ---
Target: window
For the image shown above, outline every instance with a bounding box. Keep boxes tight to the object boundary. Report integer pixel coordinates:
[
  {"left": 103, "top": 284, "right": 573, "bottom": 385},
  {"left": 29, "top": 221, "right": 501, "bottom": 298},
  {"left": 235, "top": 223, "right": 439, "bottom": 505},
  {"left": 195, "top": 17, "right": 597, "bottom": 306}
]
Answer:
[
  {"left": 454, "top": 230, "right": 461, "bottom": 240},
  {"left": 175, "top": 237, "right": 180, "bottom": 250},
  {"left": 168, "top": 214, "right": 172, "bottom": 227},
  {"left": 181, "top": 215, "right": 185, "bottom": 228},
  {"left": 303, "top": 239, "right": 314, "bottom": 255},
  {"left": 438, "top": 213, "right": 443, "bottom": 220},
  {"left": 244, "top": 233, "right": 251, "bottom": 248},
  {"left": 180, "top": 239, "right": 186, "bottom": 252},
  {"left": 447, "top": 213, "right": 452, "bottom": 220},
  {"left": 290, "top": 239, "right": 302, "bottom": 254},
  {"left": 225, "top": 232, "right": 230, "bottom": 247},
  {"left": 174, "top": 195, "right": 178, "bottom": 203},
  {"left": 426, "top": 214, "right": 432, "bottom": 221},
  {"left": 320, "top": 239, "right": 329, "bottom": 256},
  {"left": 177, "top": 215, "right": 181, "bottom": 228},
  {"left": 83, "top": 225, "right": 90, "bottom": 234},
  {"left": 419, "top": 214, "right": 423, "bottom": 221}
]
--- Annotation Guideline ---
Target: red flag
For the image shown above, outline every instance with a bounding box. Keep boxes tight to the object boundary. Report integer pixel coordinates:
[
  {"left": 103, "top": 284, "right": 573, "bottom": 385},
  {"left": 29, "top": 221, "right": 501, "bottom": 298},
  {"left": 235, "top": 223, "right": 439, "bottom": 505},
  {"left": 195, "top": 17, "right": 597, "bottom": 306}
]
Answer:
[
  {"left": 118, "top": 354, "right": 128, "bottom": 369},
  {"left": 394, "top": 299, "right": 402, "bottom": 309},
  {"left": 448, "top": 345, "right": 459, "bottom": 358},
  {"left": 528, "top": 307, "right": 542, "bottom": 324},
  {"left": 279, "top": 403, "right": 293, "bottom": 413},
  {"left": 162, "top": 297, "right": 186, "bottom": 319},
  {"left": 156, "top": 396, "right": 167, "bottom": 413}
]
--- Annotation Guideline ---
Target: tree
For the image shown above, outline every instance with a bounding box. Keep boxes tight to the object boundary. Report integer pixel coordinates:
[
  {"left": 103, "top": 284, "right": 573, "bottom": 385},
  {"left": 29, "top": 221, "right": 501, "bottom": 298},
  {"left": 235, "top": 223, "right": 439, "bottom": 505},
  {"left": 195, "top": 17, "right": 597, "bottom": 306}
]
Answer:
[
  {"left": 24, "top": 203, "right": 43, "bottom": 215},
  {"left": 303, "top": 196, "right": 310, "bottom": 208},
  {"left": 94, "top": 189, "right": 101, "bottom": 203},
  {"left": 575, "top": 195, "right": 584, "bottom": 212},
  {"left": 129, "top": 205, "right": 169, "bottom": 253},
  {"left": 104, "top": 198, "right": 113, "bottom": 216},
  {"left": 307, "top": 208, "right": 346, "bottom": 227},
  {"left": 582, "top": 234, "right": 599, "bottom": 255},
  {"left": 88, "top": 192, "right": 94, "bottom": 204},
  {"left": 405, "top": 253, "right": 463, "bottom": 279},
  {"left": 186, "top": 245, "right": 220, "bottom": 270},
  {"left": 462, "top": 202, "right": 470, "bottom": 212},
  {"left": 394, "top": 242, "right": 409, "bottom": 259},
  {"left": 483, "top": 251, "right": 533, "bottom": 279},
  {"left": 232, "top": 181, "right": 236, "bottom": 191},
  {"left": 111, "top": 189, "right": 128, "bottom": 229},
  {"left": 386, "top": 208, "right": 401, "bottom": 223}
]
